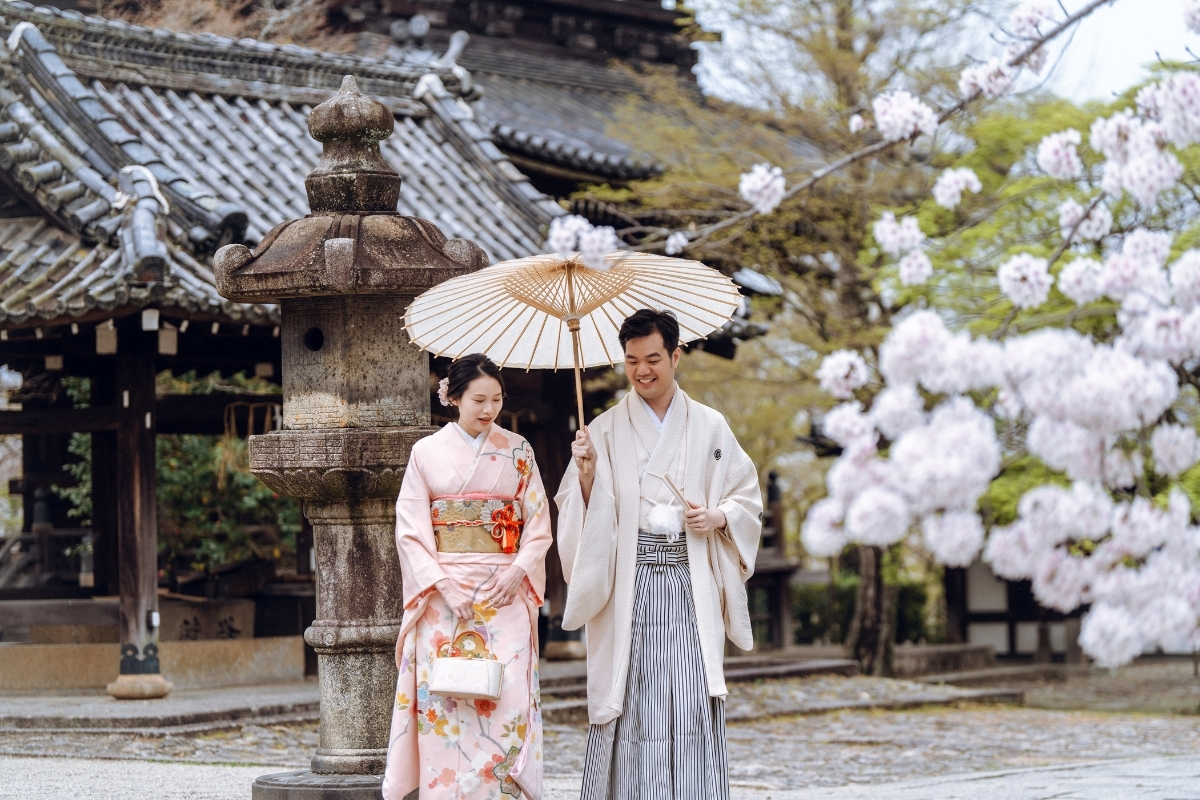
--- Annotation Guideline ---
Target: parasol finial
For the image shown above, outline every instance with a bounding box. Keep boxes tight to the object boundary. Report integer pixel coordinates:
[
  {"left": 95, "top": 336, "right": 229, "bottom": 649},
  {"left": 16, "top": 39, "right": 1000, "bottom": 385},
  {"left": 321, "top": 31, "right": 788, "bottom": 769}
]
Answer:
[{"left": 305, "top": 75, "right": 401, "bottom": 214}]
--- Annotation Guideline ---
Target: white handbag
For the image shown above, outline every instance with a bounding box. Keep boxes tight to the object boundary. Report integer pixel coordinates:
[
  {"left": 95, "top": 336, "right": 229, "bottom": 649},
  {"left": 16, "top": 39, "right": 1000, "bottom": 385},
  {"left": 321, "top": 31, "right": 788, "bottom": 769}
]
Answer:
[{"left": 428, "top": 624, "right": 504, "bottom": 701}]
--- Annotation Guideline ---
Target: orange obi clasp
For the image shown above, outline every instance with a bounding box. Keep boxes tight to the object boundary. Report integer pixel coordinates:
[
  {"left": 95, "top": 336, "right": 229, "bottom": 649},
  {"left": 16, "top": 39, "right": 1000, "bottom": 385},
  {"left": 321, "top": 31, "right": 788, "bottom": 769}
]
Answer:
[{"left": 431, "top": 495, "right": 523, "bottom": 554}]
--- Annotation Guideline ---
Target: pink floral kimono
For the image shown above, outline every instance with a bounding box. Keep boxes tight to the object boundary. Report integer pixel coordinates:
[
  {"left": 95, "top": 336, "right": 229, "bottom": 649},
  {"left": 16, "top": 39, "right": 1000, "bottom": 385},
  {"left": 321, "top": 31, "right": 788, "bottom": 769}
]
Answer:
[{"left": 382, "top": 422, "right": 551, "bottom": 800}]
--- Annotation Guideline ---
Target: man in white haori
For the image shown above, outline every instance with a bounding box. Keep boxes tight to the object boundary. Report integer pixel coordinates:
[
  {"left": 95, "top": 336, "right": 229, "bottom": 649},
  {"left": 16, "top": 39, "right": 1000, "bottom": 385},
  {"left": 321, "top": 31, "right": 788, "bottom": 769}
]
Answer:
[{"left": 555, "top": 308, "right": 762, "bottom": 800}]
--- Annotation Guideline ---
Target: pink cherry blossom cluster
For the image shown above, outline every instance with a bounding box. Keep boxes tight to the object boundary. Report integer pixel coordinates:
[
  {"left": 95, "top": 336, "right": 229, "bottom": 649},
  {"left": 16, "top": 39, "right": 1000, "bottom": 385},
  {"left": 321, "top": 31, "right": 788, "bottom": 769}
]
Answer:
[
  {"left": 933, "top": 167, "right": 982, "bottom": 209},
  {"left": 871, "top": 90, "right": 939, "bottom": 142},
  {"left": 1057, "top": 258, "right": 1103, "bottom": 304},
  {"left": 1057, "top": 199, "right": 1111, "bottom": 243},
  {"left": 547, "top": 214, "right": 591, "bottom": 256},
  {"left": 898, "top": 250, "right": 933, "bottom": 286},
  {"left": 873, "top": 212, "right": 924, "bottom": 257},
  {"left": 998, "top": 253, "right": 1053, "bottom": 309},
  {"left": 1008, "top": 0, "right": 1053, "bottom": 37},
  {"left": 664, "top": 231, "right": 689, "bottom": 255},
  {"left": 547, "top": 214, "right": 620, "bottom": 270},
  {"left": 816, "top": 350, "right": 870, "bottom": 399},
  {"left": 1036, "top": 129, "right": 1084, "bottom": 179},
  {"left": 985, "top": 483, "right": 1199, "bottom": 666},
  {"left": 738, "top": 163, "right": 786, "bottom": 214},
  {"left": 803, "top": 389, "right": 999, "bottom": 567},
  {"left": 874, "top": 212, "right": 932, "bottom": 286},
  {"left": 1187, "top": 0, "right": 1200, "bottom": 36},
  {"left": 958, "top": 59, "right": 1015, "bottom": 99},
  {"left": 1091, "top": 111, "right": 1183, "bottom": 207}
]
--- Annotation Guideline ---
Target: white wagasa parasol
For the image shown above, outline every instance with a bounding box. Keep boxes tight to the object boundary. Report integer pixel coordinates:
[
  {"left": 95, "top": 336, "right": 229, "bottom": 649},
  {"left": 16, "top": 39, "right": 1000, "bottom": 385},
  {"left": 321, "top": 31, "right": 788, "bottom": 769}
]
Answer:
[{"left": 403, "top": 250, "right": 743, "bottom": 429}]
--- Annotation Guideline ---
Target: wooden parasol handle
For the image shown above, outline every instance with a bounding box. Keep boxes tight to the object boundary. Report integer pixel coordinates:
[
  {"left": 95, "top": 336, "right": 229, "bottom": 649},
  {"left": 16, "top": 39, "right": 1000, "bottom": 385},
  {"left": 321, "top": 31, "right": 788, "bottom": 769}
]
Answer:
[
  {"left": 569, "top": 320, "right": 590, "bottom": 475},
  {"left": 565, "top": 262, "right": 591, "bottom": 476}
]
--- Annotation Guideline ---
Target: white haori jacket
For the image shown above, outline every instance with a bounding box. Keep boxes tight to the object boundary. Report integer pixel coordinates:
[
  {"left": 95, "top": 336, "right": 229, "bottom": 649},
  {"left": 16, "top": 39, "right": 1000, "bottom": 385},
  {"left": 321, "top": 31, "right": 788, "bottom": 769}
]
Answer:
[{"left": 555, "top": 386, "right": 763, "bottom": 725}]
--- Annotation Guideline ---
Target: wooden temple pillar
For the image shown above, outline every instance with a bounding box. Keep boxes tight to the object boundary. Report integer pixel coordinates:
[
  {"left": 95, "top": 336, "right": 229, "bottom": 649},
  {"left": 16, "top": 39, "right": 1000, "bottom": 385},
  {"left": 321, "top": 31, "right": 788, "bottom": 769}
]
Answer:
[
  {"left": 90, "top": 366, "right": 120, "bottom": 597},
  {"left": 105, "top": 328, "right": 171, "bottom": 699}
]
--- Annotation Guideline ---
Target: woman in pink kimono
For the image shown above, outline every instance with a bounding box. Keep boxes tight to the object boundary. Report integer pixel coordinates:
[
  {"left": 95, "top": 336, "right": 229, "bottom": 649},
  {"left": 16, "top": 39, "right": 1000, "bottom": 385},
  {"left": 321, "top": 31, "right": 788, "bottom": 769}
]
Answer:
[{"left": 382, "top": 354, "right": 551, "bottom": 800}]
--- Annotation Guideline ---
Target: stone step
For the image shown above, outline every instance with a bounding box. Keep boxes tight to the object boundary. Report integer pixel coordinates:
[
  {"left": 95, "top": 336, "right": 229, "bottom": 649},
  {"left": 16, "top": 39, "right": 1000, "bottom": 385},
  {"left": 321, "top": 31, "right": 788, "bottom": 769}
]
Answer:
[
  {"left": 541, "top": 686, "right": 1025, "bottom": 726},
  {"left": 542, "top": 657, "right": 860, "bottom": 698},
  {"left": 917, "top": 664, "right": 1068, "bottom": 686}
]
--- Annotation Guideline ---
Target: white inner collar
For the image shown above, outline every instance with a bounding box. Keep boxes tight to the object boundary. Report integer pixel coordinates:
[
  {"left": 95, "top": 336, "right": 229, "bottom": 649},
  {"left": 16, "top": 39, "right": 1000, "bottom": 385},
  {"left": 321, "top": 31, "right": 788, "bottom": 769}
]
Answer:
[
  {"left": 637, "top": 386, "right": 677, "bottom": 434},
  {"left": 453, "top": 422, "right": 488, "bottom": 452}
]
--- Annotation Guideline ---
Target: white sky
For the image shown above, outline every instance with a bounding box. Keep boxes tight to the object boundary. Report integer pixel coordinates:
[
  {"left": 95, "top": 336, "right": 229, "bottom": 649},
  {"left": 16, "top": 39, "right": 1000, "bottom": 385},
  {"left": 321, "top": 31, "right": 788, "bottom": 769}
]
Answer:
[
  {"left": 1047, "top": 0, "right": 1196, "bottom": 102},
  {"left": 690, "top": 0, "right": 1196, "bottom": 106}
]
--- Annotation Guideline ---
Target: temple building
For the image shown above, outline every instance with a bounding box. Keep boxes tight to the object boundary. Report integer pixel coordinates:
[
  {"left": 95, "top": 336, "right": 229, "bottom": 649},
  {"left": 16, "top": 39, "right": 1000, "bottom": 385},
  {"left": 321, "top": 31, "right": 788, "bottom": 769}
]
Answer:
[{"left": 0, "top": 0, "right": 784, "bottom": 696}]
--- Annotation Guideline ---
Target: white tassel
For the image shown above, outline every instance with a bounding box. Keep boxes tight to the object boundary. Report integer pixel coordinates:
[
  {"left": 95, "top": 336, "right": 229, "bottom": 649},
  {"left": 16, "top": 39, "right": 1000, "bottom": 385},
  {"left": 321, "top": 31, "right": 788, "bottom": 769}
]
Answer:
[{"left": 646, "top": 501, "right": 683, "bottom": 543}]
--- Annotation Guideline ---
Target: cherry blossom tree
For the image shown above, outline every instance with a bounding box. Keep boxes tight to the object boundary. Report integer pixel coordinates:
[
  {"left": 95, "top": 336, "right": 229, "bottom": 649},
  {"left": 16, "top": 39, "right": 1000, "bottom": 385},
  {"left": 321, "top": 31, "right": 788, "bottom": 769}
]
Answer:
[
  {"left": 793, "top": 1, "right": 1200, "bottom": 667},
  {"left": 561, "top": 0, "right": 1200, "bottom": 668}
]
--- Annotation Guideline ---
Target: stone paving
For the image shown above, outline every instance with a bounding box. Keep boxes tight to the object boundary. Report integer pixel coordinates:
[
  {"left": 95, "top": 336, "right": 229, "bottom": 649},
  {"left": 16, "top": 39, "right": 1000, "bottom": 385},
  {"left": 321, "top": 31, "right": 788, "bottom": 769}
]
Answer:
[
  {"left": 775, "top": 756, "right": 1200, "bottom": 799},
  {"left": 3, "top": 754, "right": 1199, "bottom": 799},
  {"left": 0, "top": 681, "right": 319, "bottom": 732},
  {"left": 2, "top": 664, "right": 1199, "bottom": 797},
  {"left": 4, "top": 693, "right": 1199, "bottom": 790}
]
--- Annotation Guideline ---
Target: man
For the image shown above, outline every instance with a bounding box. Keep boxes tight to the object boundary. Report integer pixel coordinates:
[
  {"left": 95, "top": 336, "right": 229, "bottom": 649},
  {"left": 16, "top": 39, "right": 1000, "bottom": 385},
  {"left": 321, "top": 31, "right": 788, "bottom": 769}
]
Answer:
[{"left": 555, "top": 308, "right": 763, "bottom": 800}]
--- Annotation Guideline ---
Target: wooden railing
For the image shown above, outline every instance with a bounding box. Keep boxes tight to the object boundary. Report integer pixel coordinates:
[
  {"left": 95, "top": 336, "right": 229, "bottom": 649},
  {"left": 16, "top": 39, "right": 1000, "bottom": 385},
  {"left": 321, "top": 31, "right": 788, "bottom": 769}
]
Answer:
[{"left": 0, "top": 528, "right": 92, "bottom": 589}]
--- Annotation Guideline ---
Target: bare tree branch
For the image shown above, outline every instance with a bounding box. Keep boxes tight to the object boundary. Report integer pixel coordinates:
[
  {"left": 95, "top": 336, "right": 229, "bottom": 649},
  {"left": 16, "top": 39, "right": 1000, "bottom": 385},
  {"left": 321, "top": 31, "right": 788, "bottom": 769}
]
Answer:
[{"left": 634, "top": 0, "right": 1120, "bottom": 254}]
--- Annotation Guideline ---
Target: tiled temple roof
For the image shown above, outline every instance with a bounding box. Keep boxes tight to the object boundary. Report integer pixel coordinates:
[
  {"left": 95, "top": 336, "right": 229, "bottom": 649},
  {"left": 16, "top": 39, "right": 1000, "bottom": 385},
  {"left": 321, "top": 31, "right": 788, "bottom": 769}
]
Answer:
[
  {"left": 354, "top": 31, "right": 661, "bottom": 184},
  {"left": 457, "top": 49, "right": 662, "bottom": 182},
  {"left": 0, "top": 2, "right": 561, "bottom": 329}
]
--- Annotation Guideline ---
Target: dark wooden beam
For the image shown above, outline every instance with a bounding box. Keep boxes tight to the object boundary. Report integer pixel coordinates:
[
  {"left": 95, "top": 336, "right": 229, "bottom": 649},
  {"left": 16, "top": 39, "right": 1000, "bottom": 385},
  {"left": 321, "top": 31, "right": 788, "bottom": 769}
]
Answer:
[
  {"left": 0, "top": 394, "right": 281, "bottom": 436},
  {"left": 157, "top": 393, "right": 281, "bottom": 435},
  {"left": 0, "top": 598, "right": 119, "bottom": 626},
  {"left": 0, "top": 406, "right": 122, "bottom": 435}
]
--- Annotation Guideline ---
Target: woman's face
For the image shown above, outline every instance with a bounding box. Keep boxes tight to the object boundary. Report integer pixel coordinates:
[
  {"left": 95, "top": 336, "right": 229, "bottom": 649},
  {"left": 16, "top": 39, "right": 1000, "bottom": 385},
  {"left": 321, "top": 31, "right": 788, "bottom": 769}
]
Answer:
[{"left": 453, "top": 375, "right": 503, "bottom": 436}]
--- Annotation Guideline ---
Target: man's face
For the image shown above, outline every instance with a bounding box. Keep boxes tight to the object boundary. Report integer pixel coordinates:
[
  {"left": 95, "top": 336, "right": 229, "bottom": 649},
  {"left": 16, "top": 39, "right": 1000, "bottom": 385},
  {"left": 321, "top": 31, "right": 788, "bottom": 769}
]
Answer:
[{"left": 624, "top": 331, "right": 680, "bottom": 403}]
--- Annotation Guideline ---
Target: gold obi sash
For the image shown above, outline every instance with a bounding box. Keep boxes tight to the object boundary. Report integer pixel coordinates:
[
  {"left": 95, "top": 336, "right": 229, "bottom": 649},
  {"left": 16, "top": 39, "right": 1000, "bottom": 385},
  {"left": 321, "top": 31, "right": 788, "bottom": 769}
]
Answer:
[{"left": 431, "top": 495, "right": 523, "bottom": 554}]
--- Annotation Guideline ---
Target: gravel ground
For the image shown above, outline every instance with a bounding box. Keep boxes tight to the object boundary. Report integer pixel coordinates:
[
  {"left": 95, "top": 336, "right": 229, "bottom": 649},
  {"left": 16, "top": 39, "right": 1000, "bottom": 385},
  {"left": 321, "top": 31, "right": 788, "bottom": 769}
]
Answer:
[{"left": 4, "top": 667, "right": 1198, "bottom": 791}]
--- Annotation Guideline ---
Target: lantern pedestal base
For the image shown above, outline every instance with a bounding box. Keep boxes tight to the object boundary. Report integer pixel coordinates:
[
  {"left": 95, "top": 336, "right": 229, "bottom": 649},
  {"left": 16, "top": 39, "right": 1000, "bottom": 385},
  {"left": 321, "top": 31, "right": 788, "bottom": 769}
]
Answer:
[{"left": 251, "top": 771, "right": 384, "bottom": 800}]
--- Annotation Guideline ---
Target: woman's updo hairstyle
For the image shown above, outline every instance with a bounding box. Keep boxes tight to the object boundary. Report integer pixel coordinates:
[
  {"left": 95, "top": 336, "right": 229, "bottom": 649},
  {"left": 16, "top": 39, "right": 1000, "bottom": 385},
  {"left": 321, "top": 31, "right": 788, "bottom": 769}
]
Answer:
[{"left": 442, "top": 353, "right": 504, "bottom": 405}]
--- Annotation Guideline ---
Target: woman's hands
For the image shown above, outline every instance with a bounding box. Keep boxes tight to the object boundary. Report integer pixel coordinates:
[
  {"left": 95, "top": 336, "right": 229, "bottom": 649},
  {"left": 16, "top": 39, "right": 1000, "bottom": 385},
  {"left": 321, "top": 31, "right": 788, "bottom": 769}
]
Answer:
[
  {"left": 435, "top": 578, "right": 474, "bottom": 622},
  {"left": 436, "top": 565, "right": 528, "bottom": 621},
  {"left": 479, "top": 565, "right": 527, "bottom": 610}
]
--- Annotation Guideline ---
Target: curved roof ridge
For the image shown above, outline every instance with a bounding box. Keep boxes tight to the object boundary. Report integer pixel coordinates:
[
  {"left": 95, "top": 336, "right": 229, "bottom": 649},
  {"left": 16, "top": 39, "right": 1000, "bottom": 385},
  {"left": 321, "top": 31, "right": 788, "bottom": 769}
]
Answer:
[
  {"left": 0, "top": 1, "right": 465, "bottom": 105},
  {"left": 490, "top": 122, "right": 660, "bottom": 182}
]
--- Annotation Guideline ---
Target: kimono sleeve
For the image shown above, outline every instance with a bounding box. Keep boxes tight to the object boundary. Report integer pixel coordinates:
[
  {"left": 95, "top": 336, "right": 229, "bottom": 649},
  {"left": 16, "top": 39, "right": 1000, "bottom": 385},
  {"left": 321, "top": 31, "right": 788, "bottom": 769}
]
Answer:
[
  {"left": 555, "top": 426, "right": 620, "bottom": 630},
  {"left": 715, "top": 439, "right": 763, "bottom": 581},
  {"left": 513, "top": 449, "right": 551, "bottom": 603},
  {"left": 707, "top": 433, "right": 762, "bottom": 651},
  {"left": 395, "top": 444, "right": 447, "bottom": 609}
]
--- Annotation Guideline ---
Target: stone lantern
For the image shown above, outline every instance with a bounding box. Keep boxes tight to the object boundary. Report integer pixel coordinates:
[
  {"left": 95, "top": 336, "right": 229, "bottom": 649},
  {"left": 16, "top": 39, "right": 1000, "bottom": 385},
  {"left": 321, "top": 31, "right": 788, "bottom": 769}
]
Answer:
[{"left": 215, "top": 75, "right": 487, "bottom": 798}]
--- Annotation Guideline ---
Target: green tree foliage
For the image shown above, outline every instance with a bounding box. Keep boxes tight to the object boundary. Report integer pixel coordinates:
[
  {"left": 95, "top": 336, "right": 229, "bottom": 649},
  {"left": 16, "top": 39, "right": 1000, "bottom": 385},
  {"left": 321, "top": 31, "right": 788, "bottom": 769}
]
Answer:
[
  {"left": 157, "top": 432, "right": 301, "bottom": 576},
  {"left": 51, "top": 371, "right": 301, "bottom": 579}
]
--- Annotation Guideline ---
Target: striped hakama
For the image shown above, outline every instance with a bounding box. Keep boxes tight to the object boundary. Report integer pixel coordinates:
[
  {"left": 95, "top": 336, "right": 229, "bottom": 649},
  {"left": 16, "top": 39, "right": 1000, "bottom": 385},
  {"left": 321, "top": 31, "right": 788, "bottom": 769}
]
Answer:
[{"left": 579, "top": 530, "right": 730, "bottom": 800}]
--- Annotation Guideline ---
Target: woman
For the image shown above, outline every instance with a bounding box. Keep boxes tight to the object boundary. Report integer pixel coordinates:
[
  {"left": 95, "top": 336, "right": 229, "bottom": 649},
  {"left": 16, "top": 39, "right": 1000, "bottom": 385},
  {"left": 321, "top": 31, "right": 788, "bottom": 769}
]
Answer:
[{"left": 382, "top": 354, "right": 551, "bottom": 800}]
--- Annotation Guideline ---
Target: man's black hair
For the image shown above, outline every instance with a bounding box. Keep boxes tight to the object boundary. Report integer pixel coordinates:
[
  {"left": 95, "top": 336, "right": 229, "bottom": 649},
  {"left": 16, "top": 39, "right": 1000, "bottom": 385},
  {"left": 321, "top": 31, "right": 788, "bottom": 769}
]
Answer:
[{"left": 619, "top": 308, "right": 680, "bottom": 354}]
